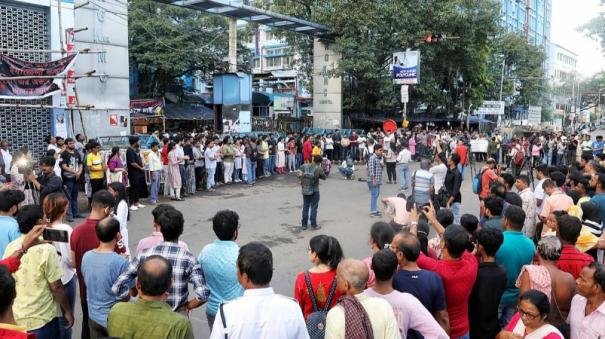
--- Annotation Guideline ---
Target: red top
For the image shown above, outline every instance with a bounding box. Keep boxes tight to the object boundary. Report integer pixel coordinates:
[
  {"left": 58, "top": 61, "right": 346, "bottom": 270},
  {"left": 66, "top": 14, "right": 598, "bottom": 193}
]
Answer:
[
  {"left": 0, "top": 328, "right": 35, "bottom": 339},
  {"left": 455, "top": 145, "right": 469, "bottom": 165},
  {"left": 557, "top": 244, "right": 594, "bottom": 279},
  {"left": 303, "top": 141, "right": 313, "bottom": 161},
  {"left": 0, "top": 257, "right": 20, "bottom": 273},
  {"left": 504, "top": 313, "right": 562, "bottom": 339},
  {"left": 161, "top": 144, "right": 169, "bottom": 165},
  {"left": 480, "top": 167, "right": 499, "bottom": 199},
  {"left": 293, "top": 270, "right": 342, "bottom": 320},
  {"left": 71, "top": 218, "right": 123, "bottom": 300},
  {"left": 417, "top": 251, "right": 478, "bottom": 338}
]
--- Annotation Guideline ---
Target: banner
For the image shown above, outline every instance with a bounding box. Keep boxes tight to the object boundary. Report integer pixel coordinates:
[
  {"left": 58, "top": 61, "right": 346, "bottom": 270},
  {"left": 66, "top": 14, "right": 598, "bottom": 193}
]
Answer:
[
  {"left": 130, "top": 99, "right": 163, "bottom": 115},
  {"left": 476, "top": 101, "right": 505, "bottom": 115},
  {"left": 0, "top": 54, "right": 78, "bottom": 99},
  {"left": 392, "top": 51, "right": 420, "bottom": 85}
]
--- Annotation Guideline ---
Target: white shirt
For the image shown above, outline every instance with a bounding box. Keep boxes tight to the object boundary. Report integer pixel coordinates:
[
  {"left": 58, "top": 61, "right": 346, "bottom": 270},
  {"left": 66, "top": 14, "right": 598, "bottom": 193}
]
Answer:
[
  {"left": 147, "top": 150, "right": 163, "bottom": 172},
  {"left": 51, "top": 223, "right": 75, "bottom": 284},
  {"left": 568, "top": 294, "right": 605, "bottom": 339},
  {"left": 429, "top": 163, "right": 448, "bottom": 192},
  {"left": 325, "top": 137, "right": 334, "bottom": 150},
  {"left": 534, "top": 177, "right": 547, "bottom": 216},
  {"left": 209, "top": 287, "right": 309, "bottom": 339},
  {"left": 205, "top": 147, "right": 217, "bottom": 169},
  {"left": 114, "top": 200, "right": 130, "bottom": 256},
  {"left": 175, "top": 144, "right": 185, "bottom": 164},
  {"left": 1, "top": 149, "right": 12, "bottom": 175},
  {"left": 397, "top": 149, "right": 411, "bottom": 164}
]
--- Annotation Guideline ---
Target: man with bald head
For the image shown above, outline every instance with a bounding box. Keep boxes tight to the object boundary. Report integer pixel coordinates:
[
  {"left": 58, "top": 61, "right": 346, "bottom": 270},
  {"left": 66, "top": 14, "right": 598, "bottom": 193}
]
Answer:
[
  {"left": 107, "top": 255, "right": 194, "bottom": 339},
  {"left": 325, "top": 259, "right": 399, "bottom": 339}
]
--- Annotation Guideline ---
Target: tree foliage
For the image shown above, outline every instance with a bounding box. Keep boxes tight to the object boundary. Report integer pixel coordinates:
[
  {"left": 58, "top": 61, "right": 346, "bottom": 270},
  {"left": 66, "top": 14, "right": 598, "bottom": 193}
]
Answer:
[
  {"left": 579, "top": 0, "right": 605, "bottom": 56},
  {"left": 129, "top": 0, "right": 250, "bottom": 97},
  {"left": 271, "top": 0, "right": 502, "bottom": 115}
]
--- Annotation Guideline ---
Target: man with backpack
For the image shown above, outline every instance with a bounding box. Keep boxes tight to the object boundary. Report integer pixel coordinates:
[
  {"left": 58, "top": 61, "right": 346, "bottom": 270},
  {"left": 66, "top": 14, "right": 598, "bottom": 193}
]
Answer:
[{"left": 299, "top": 155, "right": 327, "bottom": 230}]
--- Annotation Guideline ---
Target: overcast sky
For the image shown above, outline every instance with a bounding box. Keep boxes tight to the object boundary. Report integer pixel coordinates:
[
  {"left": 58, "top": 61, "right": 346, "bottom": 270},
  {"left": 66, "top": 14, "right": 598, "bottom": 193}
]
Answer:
[{"left": 551, "top": 0, "right": 604, "bottom": 78}]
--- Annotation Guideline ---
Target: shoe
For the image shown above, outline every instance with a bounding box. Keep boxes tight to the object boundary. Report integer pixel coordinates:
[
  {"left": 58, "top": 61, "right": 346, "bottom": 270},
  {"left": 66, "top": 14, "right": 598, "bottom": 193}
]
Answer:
[
  {"left": 310, "top": 225, "right": 322, "bottom": 230},
  {"left": 137, "top": 204, "right": 146, "bottom": 208},
  {"left": 148, "top": 200, "right": 157, "bottom": 205},
  {"left": 207, "top": 188, "right": 216, "bottom": 192},
  {"left": 388, "top": 181, "right": 392, "bottom": 184},
  {"left": 175, "top": 198, "right": 184, "bottom": 201},
  {"left": 370, "top": 212, "right": 381, "bottom": 217},
  {"left": 129, "top": 206, "right": 139, "bottom": 211},
  {"left": 302, "top": 225, "right": 308, "bottom": 230}
]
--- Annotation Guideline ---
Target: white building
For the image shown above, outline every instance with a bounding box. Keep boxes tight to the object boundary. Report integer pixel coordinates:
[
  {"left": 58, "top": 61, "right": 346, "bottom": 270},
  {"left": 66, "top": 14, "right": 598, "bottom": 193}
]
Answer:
[{"left": 549, "top": 43, "right": 578, "bottom": 117}]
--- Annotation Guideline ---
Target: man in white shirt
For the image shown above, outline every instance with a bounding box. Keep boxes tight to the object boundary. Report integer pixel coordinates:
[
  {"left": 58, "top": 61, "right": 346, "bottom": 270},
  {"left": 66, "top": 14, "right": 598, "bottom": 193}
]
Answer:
[
  {"left": 429, "top": 153, "right": 448, "bottom": 193},
  {"left": 209, "top": 242, "right": 308, "bottom": 339},
  {"left": 515, "top": 175, "right": 537, "bottom": 238},
  {"left": 147, "top": 142, "right": 163, "bottom": 204},
  {"left": 0, "top": 140, "right": 12, "bottom": 178},
  {"left": 325, "top": 258, "right": 399, "bottom": 339},
  {"left": 568, "top": 263, "right": 605, "bottom": 339},
  {"left": 533, "top": 164, "right": 549, "bottom": 221},
  {"left": 204, "top": 140, "right": 218, "bottom": 192},
  {"left": 397, "top": 142, "right": 411, "bottom": 191}
]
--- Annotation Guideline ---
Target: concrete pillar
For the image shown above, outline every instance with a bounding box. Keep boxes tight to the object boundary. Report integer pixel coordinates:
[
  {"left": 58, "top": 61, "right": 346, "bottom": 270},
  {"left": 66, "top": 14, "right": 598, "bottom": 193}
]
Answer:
[
  {"left": 228, "top": 17, "right": 237, "bottom": 73},
  {"left": 312, "top": 38, "right": 342, "bottom": 129}
]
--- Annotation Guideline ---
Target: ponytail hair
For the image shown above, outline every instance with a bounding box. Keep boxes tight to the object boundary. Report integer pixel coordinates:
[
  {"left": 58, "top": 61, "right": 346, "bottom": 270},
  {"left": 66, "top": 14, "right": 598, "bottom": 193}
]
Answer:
[
  {"left": 370, "top": 222, "right": 394, "bottom": 250},
  {"left": 309, "top": 235, "right": 344, "bottom": 269}
]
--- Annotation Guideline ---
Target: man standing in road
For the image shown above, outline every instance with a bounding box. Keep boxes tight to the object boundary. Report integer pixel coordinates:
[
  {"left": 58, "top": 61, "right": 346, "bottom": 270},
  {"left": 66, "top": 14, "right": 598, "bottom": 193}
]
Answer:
[
  {"left": 368, "top": 145, "right": 384, "bottom": 217},
  {"left": 299, "top": 155, "right": 326, "bottom": 230},
  {"left": 28, "top": 156, "right": 63, "bottom": 206},
  {"left": 61, "top": 138, "right": 83, "bottom": 221}
]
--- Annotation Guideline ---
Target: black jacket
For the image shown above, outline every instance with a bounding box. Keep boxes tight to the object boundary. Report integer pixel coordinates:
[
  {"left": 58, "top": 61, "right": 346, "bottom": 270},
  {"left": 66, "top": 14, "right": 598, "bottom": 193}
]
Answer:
[{"left": 444, "top": 167, "right": 462, "bottom": 203}]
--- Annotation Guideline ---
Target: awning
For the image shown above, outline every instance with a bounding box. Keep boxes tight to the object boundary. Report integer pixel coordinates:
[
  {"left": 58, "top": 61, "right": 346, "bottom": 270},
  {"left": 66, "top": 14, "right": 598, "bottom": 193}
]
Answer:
[
  {"left": 253, "top": 92, "right": 272, "bottom": 106},
  {"left": 164, "top": 103, "right": 214, "bottom": 121}
]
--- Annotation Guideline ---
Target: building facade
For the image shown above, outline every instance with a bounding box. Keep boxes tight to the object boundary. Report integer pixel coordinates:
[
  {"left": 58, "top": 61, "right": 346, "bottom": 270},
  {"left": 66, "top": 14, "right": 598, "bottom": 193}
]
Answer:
[{"left": 549, "top": 44, "right": 578, "bottom": 118}]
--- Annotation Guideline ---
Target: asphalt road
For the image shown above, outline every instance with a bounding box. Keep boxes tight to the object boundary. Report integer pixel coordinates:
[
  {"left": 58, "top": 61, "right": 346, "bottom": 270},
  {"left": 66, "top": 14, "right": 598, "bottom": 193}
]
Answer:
[{"left": 71, "top": 159, "right": 482, "bottom": 338}]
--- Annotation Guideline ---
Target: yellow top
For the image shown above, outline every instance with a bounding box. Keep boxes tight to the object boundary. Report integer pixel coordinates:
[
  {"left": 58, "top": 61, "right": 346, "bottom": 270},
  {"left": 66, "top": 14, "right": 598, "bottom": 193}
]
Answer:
[{"left": 87, "top": 153, "right": 105, "bottom": 179}]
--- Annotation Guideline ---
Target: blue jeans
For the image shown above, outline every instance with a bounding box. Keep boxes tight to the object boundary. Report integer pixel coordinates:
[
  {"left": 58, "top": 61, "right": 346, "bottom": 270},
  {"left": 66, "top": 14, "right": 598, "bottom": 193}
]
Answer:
[
  {"left": 302, "top": 191, "right": 320, "bottom": 227},
  {"left": 457, "top": 163, "right": 465, "bottom": 180},
  {"left": 338, "top": 167, "right": 353, "bottom": 178},
  {"left": 149, "top": 171, "right": 160, "bottom": 202},
  {"left": 269, "top": 155, "right": 276, "bottom": 173},
  {"left": 451, "top": 202, "right": 461, "bottom": 224},
  {"left": 543, "top": 152, "right": 551, "bottom": 165},
  {"left": 296, "top": 153, "right": 303, "bottom": 169},
  {"left": 30, "top": 317, "right": 60, "bottom": 339},
  {"left": 247, "top": 159, "right": 256, "bottom": 184},
  {"left": 263, "top": 159, "right": 270, "bottom": 176},
  {"left": 206, "top": 167, "right": 216, "bottom": 190},
  {"left": 499, "top": 302, "right": 516, "bottom": 329},
  {"left": 59, "top": 275, "right": 77, "bottom": 339},
  {"left": 455, "top": 333, "right": 470, "bottom": 339},
  {"left": 399, "top": 164, "right": 409, "bottom": 190},
  {"left": 64, "top": 179, "right": 79, "bottom": 218},
  {"left": 351, "top": 145, "right": 359, "bottom": 161},
  {"left": 368, "top": 182, "right": 381, "bottom": 213}
]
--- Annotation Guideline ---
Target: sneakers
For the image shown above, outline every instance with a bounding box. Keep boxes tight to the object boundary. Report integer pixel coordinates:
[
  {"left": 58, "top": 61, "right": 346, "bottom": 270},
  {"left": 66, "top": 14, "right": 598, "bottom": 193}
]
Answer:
[
  {"left": 302, "top": 225, "right": 308, "bottom": 230},
  {"left": 370, "top": 212, "right": 382, "bottom": 218},
  {"left": 310, "top": 225, "right": 322, "bottom": 230},
  {"left": 129, "top": 206, "right": 139, "bottom": 211},
  {"left": 137, "top": 203, "right": 146, "bottom": 208}
]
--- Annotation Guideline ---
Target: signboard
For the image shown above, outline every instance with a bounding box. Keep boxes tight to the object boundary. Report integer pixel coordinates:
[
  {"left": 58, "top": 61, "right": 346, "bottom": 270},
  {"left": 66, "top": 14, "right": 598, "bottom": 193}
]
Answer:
[
  {"left": 392, "top": 51, "right": 420, "bottom": 85},
  {"left": 400, "top": 85, "right": 409, "bottom": 103},
  {"left": 0, "top": 54, "right": 77, "bottom": 99},
  {"left": 527, "top": 106, "right": 542, "bottom": 125},
  {"left": 470, "top": 139, "right": 488, "bottom": 153},
  {"left": 130, "top": 99, "right": 164, "bottom": 115},
  {"left": 477, "top": 101, "right": 505, "bottom": 115}
]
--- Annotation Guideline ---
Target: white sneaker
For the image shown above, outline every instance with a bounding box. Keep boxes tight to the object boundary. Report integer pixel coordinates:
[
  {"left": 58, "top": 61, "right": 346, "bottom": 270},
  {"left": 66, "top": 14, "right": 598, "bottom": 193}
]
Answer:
[
  {"left": 129, "top": 206, "right": 139, "bottom": 211},
  {"left": 137, "top": 204, "right": 146, "bottom": 208}
]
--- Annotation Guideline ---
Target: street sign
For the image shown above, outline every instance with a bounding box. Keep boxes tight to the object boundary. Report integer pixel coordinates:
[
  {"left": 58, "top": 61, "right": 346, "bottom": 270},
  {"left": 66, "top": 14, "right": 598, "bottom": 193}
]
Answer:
[
  {"left": 400, "top": 85, "right": 409, "bottom": 103},
  {"left": 477, "top": 101, "right": 505, "bottom": 115},
  {"left": 527, "top": 106, "right": 542, "bottom": 126},
  {"left": 392, "top": 51, "right": 420, "bottom": 85}
]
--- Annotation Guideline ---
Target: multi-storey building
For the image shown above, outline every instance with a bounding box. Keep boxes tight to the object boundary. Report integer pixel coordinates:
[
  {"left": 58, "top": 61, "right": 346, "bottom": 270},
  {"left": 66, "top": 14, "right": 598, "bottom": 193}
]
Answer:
[{"left": 549, "top": 44, "right": 578, "bottom": 117}]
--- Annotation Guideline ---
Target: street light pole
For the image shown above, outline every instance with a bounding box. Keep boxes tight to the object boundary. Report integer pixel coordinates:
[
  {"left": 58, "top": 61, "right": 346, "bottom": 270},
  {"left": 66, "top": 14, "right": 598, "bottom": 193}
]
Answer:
[{"left": 498, "top": 57, "right": 505, "bottom": 129}]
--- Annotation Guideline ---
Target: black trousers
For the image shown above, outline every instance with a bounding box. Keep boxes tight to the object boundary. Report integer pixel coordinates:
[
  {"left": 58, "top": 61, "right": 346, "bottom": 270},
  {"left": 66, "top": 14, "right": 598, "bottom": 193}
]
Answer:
[
  {"left": 386, "top": 162, "right": 397, "bottom": 182},
  {"left": 90, "top": 178, "right": 105, "bottom": 197},
  {"left": 81, "top": 299, "right": 90, "bottom": 339},
  {"left": 194, "top": 166, "right": 204, "bottom": 190}
]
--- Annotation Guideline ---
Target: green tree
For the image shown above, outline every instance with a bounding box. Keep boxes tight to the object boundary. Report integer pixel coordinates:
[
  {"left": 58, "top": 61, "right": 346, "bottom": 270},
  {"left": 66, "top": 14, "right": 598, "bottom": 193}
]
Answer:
[
  {"left": 271, "top": 0, "right": 501, "bottom": 115},
  {"left": 579, "top": 0, "right": 605, "bottom": 56},
  {"left": 129, "top": 0, "right": 250, "bottom": 97}
]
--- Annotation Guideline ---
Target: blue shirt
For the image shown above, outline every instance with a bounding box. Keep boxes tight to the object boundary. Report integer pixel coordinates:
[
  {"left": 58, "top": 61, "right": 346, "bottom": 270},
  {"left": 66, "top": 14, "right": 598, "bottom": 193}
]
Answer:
[
  {"left": 392, "top": 269, "right": 446, "bottom": 313},
  {"left": 495, "top": 231, "right": 535, "bottom": 306},
  {"left": 593, "top": 141, "right": 604, "bottom": 155},
  {"left": 81, "top": 250, "right": 129, "bottom": 328},
  {"left": 592, "top": 193, "right": 605, "bottom": 225},
  {"left": 198, "top": 240, "right": 244, "bottom": 316},
  {"left": 0, "top": 216, "right": 21, "bottom": 256}
]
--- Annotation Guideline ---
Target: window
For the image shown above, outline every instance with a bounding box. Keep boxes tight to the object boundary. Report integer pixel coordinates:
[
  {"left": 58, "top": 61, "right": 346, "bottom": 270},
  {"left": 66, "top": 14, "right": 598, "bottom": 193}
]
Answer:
[{"left": 265, "top": 31, "right": 275, "bottom": 41}]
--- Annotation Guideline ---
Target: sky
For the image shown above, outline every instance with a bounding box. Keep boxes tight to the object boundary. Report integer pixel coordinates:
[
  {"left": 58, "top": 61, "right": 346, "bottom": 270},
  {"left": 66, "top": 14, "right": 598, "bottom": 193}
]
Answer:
[{"left": 551, "top": 0, "right": 605, "bottom": 78}]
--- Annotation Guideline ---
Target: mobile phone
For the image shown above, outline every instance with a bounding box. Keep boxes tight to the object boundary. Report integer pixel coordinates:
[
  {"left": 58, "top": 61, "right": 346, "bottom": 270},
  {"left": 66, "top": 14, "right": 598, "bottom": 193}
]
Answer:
[{"left": 43, "top": 229, "right": 69, "bottom": 242}]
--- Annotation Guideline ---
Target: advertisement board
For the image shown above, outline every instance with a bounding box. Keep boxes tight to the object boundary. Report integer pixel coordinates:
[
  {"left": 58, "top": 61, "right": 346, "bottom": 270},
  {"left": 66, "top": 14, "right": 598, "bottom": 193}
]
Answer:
[
  {"left": 477, "top": 101, "right": 505, "bottom": 115},
  {"left": 527, "top": 106, "right": 542, "bottom": 125},
  {"left": 392, "top": 51, "right": 420, "bottom": 85}
]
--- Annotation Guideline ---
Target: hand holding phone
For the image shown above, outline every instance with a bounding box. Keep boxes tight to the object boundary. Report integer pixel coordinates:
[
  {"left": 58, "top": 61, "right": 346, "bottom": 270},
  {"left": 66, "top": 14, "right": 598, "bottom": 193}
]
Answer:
[{"left": 43, "top": 229, "right": 69, "bottom": 242}]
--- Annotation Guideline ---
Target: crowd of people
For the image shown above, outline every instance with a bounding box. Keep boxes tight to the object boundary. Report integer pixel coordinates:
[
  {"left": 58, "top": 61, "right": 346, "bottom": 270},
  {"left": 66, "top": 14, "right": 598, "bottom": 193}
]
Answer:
[{"left": 1, "top": 126, "right": 605, "bottom": 339}]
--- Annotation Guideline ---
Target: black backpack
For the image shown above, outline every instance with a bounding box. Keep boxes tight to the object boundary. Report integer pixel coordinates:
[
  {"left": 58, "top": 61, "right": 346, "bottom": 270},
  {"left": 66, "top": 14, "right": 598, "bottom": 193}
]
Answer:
[{"left": 305, "top": 271, "right": 338, "bottom": 339}]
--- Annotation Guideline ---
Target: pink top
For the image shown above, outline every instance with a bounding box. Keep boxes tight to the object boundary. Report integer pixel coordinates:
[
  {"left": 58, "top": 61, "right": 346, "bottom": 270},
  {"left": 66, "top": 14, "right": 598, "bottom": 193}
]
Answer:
[
  {"left": 568, "top": 294, "right": 605, "bottom": 339},
  {"left": 532, "top": 144, "right": 542, "bottom": 156},
  {"left": 409, "top": 138, "right": 416, "bottom": 155},
  {"left": 135, "top": 232, "right": 189, "bottom": 255},
  {"left": 362, "top": 256, "right": 376, "bottom": 288},
  {"left": 515, "top": 265, "right": 552, "bottom": 302},
  {"left": 540, "top": 191, "right": 574, "bottom": 220}
]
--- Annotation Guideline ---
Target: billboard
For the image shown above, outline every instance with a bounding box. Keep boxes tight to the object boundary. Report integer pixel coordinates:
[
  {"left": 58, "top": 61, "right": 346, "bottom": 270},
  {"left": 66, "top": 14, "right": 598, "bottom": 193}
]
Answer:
[
  {"left": 392, "top": 51, "right": 420, "bottom": 85},
  {"left": 477, "top": 101, "right": 505, "bottom": 115},
  {"left": 527, "top": 106, "right": 542, "bottom": 125}
]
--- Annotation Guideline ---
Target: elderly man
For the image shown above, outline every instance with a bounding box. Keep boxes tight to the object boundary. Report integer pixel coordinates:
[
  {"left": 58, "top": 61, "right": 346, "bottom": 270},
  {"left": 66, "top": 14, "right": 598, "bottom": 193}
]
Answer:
[
  {"left": 568, "top": 263, "right": 605, "bottom": 338},
  {"left": 325, "top": 259, "right": 399, "bottom": 339},
  {"left": 411, "top": 159, "right": 434, "bottom": 206}
]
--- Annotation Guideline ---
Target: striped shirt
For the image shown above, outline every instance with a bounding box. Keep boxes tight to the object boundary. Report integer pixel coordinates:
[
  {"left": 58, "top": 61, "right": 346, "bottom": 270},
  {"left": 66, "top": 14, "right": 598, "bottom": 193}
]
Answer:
[
  {"left": 556, "top": 244, "right": 594, "bottom": 279},
  {"left": 367, "top": 154, "right": 383, "bottom": 184},
  {"left": 583, "top": 220, "right": 603, "bottom": 237},
  {"left": 413, "top": 169, "right": 434, "bottom": 205}
]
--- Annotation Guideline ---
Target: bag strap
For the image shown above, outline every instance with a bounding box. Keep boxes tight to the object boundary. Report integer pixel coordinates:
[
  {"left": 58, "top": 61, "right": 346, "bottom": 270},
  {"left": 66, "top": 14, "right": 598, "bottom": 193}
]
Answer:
[
  {"left": 322, "top": 277, "right": 339, "bottom": 312},
  {"left": 219, "top": 303, "right": 228, "bottom": 339},
  {"left": 548, "top": 270, "right": 566, "bottom": 322},
  {"left": 304, "top": 271, "right": 321, "bottom": 312}
]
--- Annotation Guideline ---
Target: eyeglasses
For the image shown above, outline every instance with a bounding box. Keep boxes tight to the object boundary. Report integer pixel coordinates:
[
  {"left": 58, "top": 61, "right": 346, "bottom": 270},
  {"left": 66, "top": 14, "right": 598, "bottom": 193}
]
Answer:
[{"left": 517, "top": 306, "right": 540, "bottom": 320}]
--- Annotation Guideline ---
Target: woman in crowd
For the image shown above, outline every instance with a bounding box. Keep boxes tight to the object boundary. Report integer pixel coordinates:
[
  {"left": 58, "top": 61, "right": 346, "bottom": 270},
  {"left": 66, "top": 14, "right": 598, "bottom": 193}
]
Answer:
[
  {"left": 221, "top": 136, "right": 234, "bottom": 184},
  {"left": 293, "top": 235, "right": 343, "bottom": 320},
  {"left": 42, "top": 193, "right": 76, "bottom": 339},
  {"left": 108, "top": 182, "right": 130, "bottom": 257},
  {"left": 233, "top": 138, "right": 243, "bottom": 183},
  {"left": 384, "top": 145, "right": 398, "bottom": 184},
  {"left": 287, "top": 137, "right": 297, "bottom": 173},
  {"left": 193, "top": 138, "right": 206, "bottom": 191},
  {"left": 9, "top": 147, "right": 36, "bottom": 205},
  {"left": 275, "top": 137, "right": 286, "bottom": 174},
  {"left": 516, "top": 236, "right": 575, "bottom": 335},
  {"left": 167, "top": 142, "right": 183, "bottom": 201},
  {"left": 409, "top": 133, "right": 417, "bottom": 161},
  {"left": 362, "top": 222, "right": 394, "bottom": 288},
  {"left": 324, "top": 134, "right": 334, "bottom": 161},
  {"left": 498, "top": 289, "right": 564, "bottom": 339},
  {"left": 107, "top": 146, "right": 127, "bottom": 185}
]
